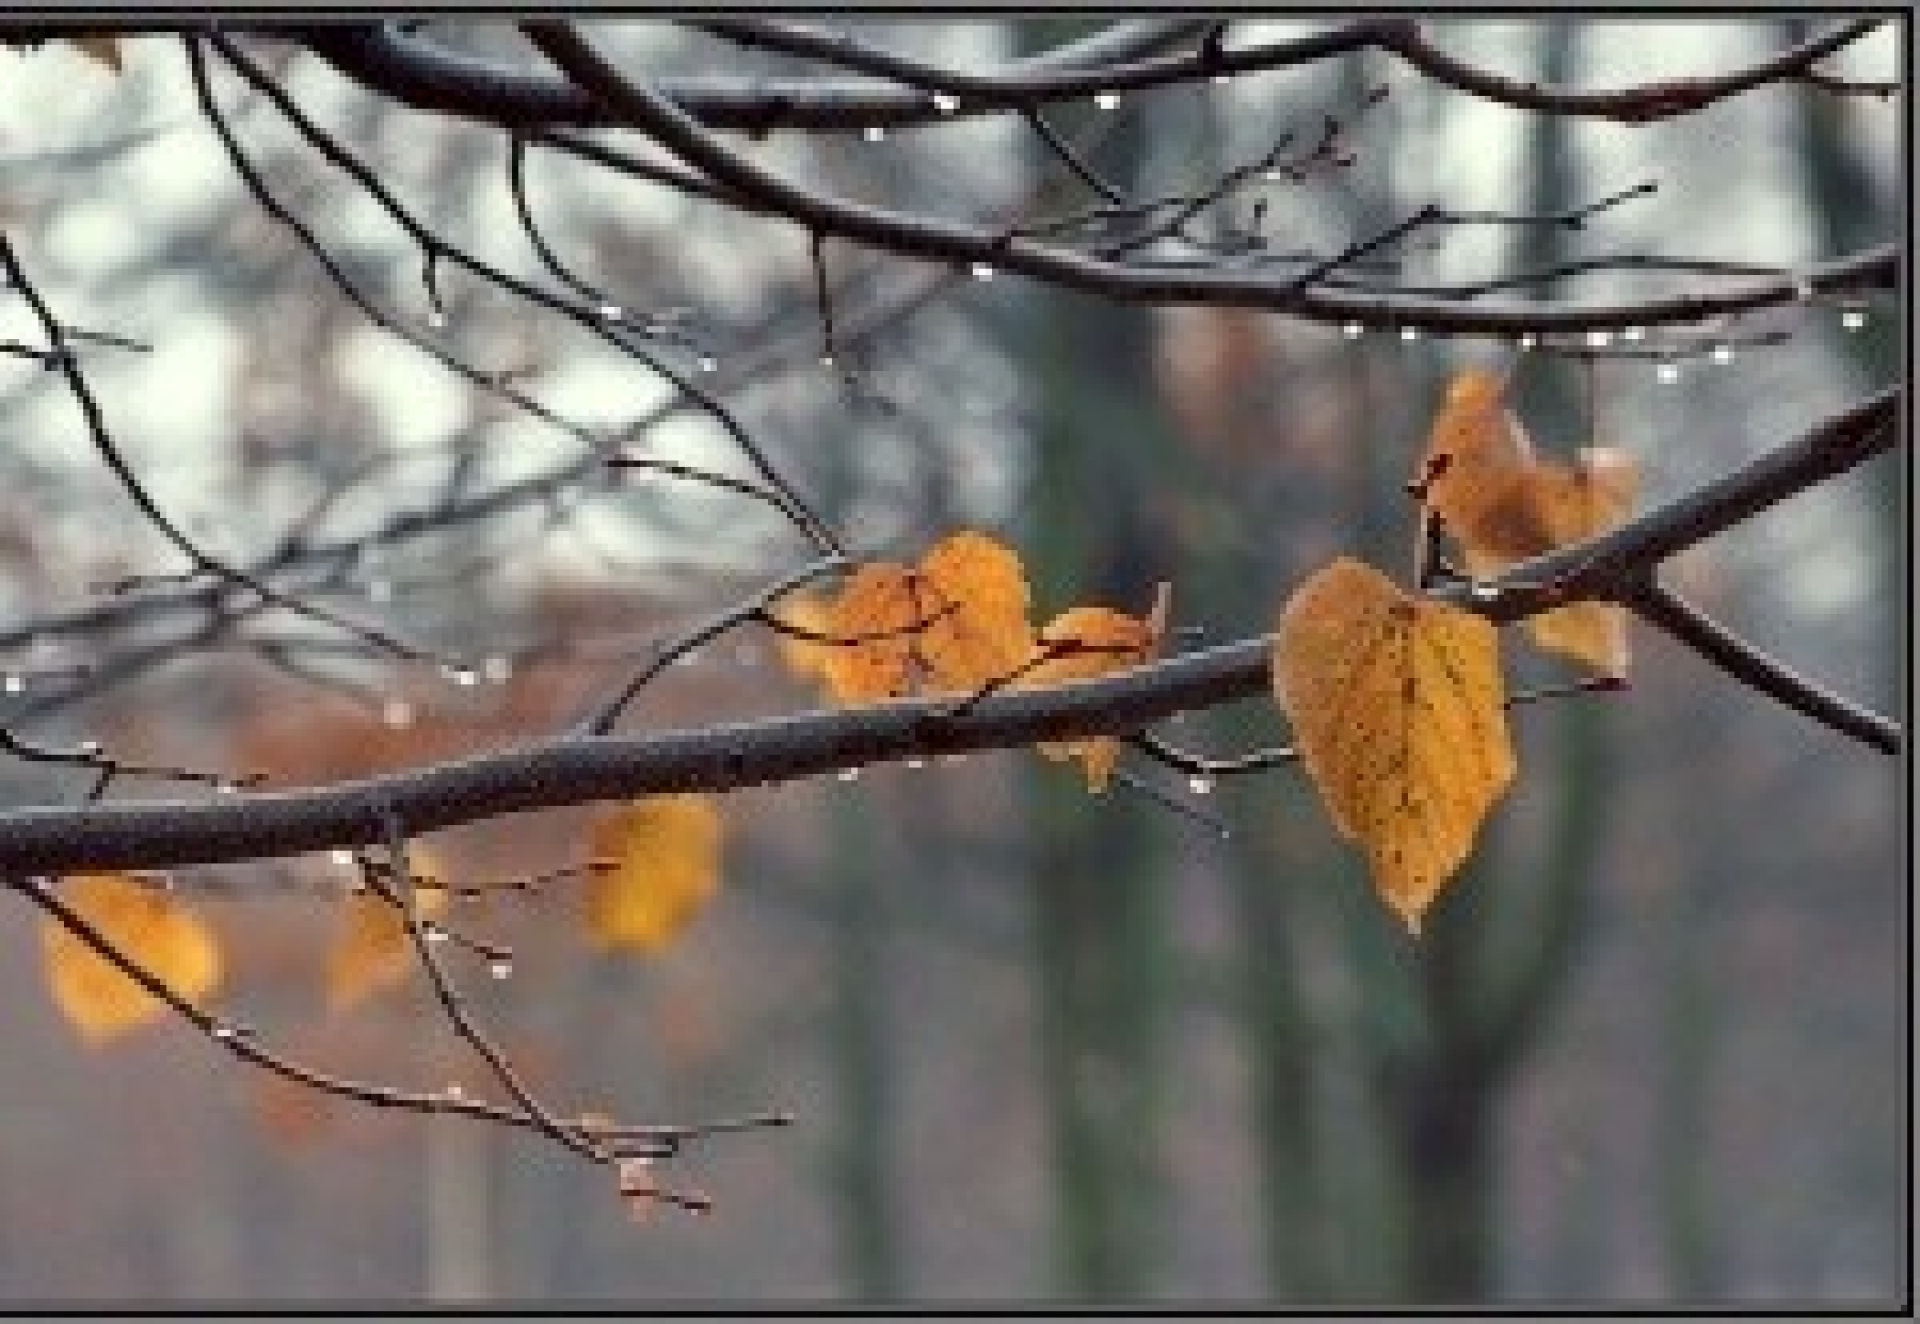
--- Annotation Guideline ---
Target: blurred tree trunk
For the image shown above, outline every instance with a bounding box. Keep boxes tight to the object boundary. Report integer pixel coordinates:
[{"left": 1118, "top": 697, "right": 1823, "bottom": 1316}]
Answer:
[{"left": 1013, "top": 24, "right": 1175, "bottom": 1290}]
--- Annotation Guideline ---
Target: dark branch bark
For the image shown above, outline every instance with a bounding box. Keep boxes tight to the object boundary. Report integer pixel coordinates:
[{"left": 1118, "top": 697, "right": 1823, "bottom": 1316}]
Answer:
[
  {"left": 518, "top": 23, "right": 1899, "bottom": 336},
  {"left": 2, "top": 390, "right": 1897, "bottom": 877}
]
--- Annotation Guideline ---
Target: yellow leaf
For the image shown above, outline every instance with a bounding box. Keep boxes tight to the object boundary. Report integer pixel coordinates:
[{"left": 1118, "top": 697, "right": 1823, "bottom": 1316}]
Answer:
[
  {"left": 915, "top": 530, "right": 1035, "bottom": 693},
  {"left": 41, "top": 872, "right": 222, "bottom": 1044},
  {"left": 815, "top": 561, "right": 922, "bottom": 703},
  {"left": 1273, "top": 559, "right": 1515, "bottom": 932},
  {"left": 586, "top": 795, "right": 723, "bottom": 953},
  {"left": 1023, "top": 583, "right": 1170, "bottom": 792},
  {"left": 326, "top": 847, "right": 450, "bottom": 1012}
]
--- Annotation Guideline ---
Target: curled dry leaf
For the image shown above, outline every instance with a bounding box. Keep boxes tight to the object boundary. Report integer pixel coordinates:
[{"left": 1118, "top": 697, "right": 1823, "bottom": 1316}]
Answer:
[
  {"left": 585, "top": 795, "right": 724, "bottom": 953},
  {"left": 1023, "top": 583, "right": 1171, "bottom": 792},
  {"left": 1418, "top": 370, "right": 1639, "bottom": 676},
  {"left": 1273, "top": 558, "right": 1515, "bottom": 932},
  {"left": 41, "top": 872, "right": 223, "bottom": 1044},
  {"left": 326, "top": 846, "right": 450, "bottom": 1012}
]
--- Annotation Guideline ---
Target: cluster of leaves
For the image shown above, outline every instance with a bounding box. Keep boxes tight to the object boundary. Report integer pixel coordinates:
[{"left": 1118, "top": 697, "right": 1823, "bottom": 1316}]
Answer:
[
  {"left": 36, "top": 372, "right": 1628, "bottom": 1047},
  {"left": 41, "top": 798, "right": 725, "bottom": 1043}
]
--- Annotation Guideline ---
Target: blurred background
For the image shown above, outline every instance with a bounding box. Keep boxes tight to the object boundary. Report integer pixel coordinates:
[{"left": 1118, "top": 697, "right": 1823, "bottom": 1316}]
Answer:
[{"left": 0, "top": 19, "right": 1905, "bottom": 1305}]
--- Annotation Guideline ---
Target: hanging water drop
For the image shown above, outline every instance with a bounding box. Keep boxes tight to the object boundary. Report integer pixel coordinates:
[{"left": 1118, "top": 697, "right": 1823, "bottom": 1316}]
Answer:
[
  {"left": 597, "top": 303, "right": 625, "bottom": 324},
  {"left": 1517, "top": 332, "right": 1538, "bottom": 350},
  {"left": 1341, "top": 321, "right": 1364, "bottom": 339},
  {"left": 483, "top": 655, "right": 514, "bottom": 683},
  {"left": 1399, "top": 326, "right": 1420, "bottom": 342},
  {"left": 442, "top": 663, "right": 479, "bottom": 687},
  {"left": 210, "top": 1022, "right": 237, "bottom": 1043},
  {"left": 863, "top": 125, "right": 886, "bottom": 143},
  {"left": 331, "top": 848, "right": 356, "bottom": 867},
  {"left": 1094, "top": 90, "right": 1122, "bottom": 111},
  {"left": 1656, "top": 360, "right": 1681, "bottom": 385},
  {"left": 3, "top": 674, "right": 22, "bottom": 694},
  {"left": 931, "top": 92, "right": 960, "bottom": 114},
  {"left": 697, "top": 354, "right": 719, "bottom": 373},
  {"left": 837, "top": 767, "right": 861, "bottom": 782},
  {"left": 1586, "top": 330, "right": 1612, "bottom": 349},
  {"left": 905, "top": 757, "right": 926, "bottom": 770},
  {"left": 488, "top": 958, "right": 514, "bottom": 982},
  {"left": 1187, "top": 774, "right": 1215, "bottom": 796},
  {"left": 1710, "top": 343, "right": 1734, "bottom": 365},
  {"left": 444, "top": 1082, "right": 466, "bottom": 1101},
  {"left": 423, "top": 923, "right": 450, "bottom": 945},
  {"left": 1841, "top": 308, "right": 1868, "bottom": 332},
  {"left": 383, "top": 698, "right": 414, "bottom": 729},
  {"left": 970, "top": 262, "right": 995, "bottom": 282},
  {"left": 1621, "top": 326, "right": 1645, "bottom": 342},
  {"left": 425, "top": 308, "right": 448, "bottom": 331}
]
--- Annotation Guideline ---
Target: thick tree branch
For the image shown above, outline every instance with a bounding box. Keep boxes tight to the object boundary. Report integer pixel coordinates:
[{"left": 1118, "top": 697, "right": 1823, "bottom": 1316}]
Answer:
[{"left": 0, "top": 390, "right": 1897, "bottom": 876}]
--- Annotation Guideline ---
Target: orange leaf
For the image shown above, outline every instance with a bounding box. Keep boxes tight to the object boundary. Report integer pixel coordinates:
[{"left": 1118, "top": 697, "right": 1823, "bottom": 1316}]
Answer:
[
  {"left": 768, "top": 590, "right": 838, "bottom": 683},
  {"left": 1023, "top": 583, "right": 1171, "bottom": 792},
  {"left": 41, "top": 873, "right": 222, "bottom": 1044},
  {"left": 1416, "top": 368, "right": 1536, "bottom": 544},
  {"left": 326, "top": 846, "right": 450, "bottom": 1012},
  {"left": 916, "top": 530, "right": 1035, "bottom": 693},
  {"left": 585, "top": 795, "right": 723, "bottom": 952},
  {"left": 815, "top": 561, "right": 923, "bottom": 703},
  {"left": 1273, "top": 559, "right": 1515, "bottom": 932},
  {"left": 1462, "top": 447, "right": 1640, "bottom": 676}
]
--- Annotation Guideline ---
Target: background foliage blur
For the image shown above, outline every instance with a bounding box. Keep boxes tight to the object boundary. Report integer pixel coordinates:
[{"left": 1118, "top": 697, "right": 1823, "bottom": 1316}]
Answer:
[{"left": 0, "top": 19, "right": 1904, "bottom": 1303}]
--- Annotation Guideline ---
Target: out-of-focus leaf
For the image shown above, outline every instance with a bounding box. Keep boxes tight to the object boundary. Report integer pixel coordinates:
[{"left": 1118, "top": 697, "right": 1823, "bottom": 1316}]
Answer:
[
  {"left": 326, "top": 847, "right": 450, "bottom": 1012},
  {"left": 1023, "top": 583, "right": 1170, "bottom": 792},
  {"left": 42, "top": 872, "right": 222, "bottom": 1044},
  {"left": 585, "top": 795, "right": 723, "bottom": 953}
]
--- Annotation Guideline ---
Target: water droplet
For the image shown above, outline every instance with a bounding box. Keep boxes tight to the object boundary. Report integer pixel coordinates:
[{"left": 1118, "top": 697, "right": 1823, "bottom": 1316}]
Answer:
[
  {"left": 383, "top": 698, "right": 414, "bottom": 729},
  {"left": 211, "top": 1022, "right": 236, "bottom": 1043},
  {"left": 969, "top": 263, "right": 995, "bottom": 282},
  {"left": 367, "top": 577, "right": 393, "bottom": 604},
  {"left": 697, "top": 354, "right": 719, "bottom": 373},
  {"left": 1710, "top": 343, "right": 1734, "bottom": 365},
  {"left": 1841, "top": 308, "right": 1868, "bottom": 332},
  {"left": 488, "top": 958, "right": 514, "bottom": 981},
  {"left": 1211, "top": 73, "right": 1231, "bottom": 86},
  {"left": 1621, "top": 326, "right": 1645, "bottom": 342},
  {"left": 597, "top": 303, "right": 625, "bottom": 323},
  {"left": 77, "top": 740, "right": 103, "bottom": 756},
  {"left": 837, "top": 767, "right": 861, "bottom": 782},
  {"left": 1793, "top": 280, "right": 1816, "bottom": 303},
  {"left": 1341, "top": 321, "right": 1364, "bottom": 339},
  {"left": 940, "top": 753, "right": 968, "bottom": 767},
  {"left": 931, "top": 92, "right": 960, "bottom": 114},
  {"left": 442, "top": 664, "right": 479, "bottom": 687},
  {"left": 1399, "top": 326, "right": 1420, "bottom": 341},
  {"left": 330, "top": 848, "right": 356, "bottom": 867},
  {"left": 444, "top": 1082, "right": 466, "bottom": 1101},
  {"left": 1656, "top": 360, "right": 1681, "bottom": 385},
  {"left": 1517, "top": 332, "right": 1538, "bottom": 350},
  {"left": 905, "top": 757, "right": 926, "bottom": 770},
  {"left": 1187, "top": 774, "right": 1215, "bottom": 796},
  {"left": 3, "top": 674, "right": 22, "bottom": 694},
  {"left": 423, "top": 923, "right": 450, "bottom": 944},
  {"left": 863, "top": 125, "right": 885, "bottom": 143},
  {"left": 425, "top": 309, "right": 448, "bottom": 331},
  {"left": 1093, "top": 91, "right": 1122, "bottom": 111},
  {"left": 482, "top": 655, "right": 514, "bottom": 683},
  {"left": 819, "top": 353, "right": 836, "bottom": 368},
  {"left": 1470, "top": 581, "right": 1502, "bottom": 602},
  {"left": 1586, "top": 330, "right": 1612, "bottom": 348}
]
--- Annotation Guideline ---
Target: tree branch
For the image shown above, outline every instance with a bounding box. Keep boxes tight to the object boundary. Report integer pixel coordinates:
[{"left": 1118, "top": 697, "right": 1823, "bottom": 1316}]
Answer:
[{"left": 0, "top": 389, "right": 1897, "bottom": 876}]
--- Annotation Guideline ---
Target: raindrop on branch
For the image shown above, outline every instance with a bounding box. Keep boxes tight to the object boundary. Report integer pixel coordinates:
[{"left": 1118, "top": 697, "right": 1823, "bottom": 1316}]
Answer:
[
  {"left": 2, "top": 674, "right": 22, "bottom": 694},
  {"left": 596, "top": 303, "right": 626, "bottom": 324},
  {"left": 931, "top": 92, "right": 960, "bottom": 114},
  {"left": 1093, "top": 91, "right": 1122, "bottom": 111},
  {"left": 1341, "top": 322, "right": 1364, "bottom": 339},
  {"left": 1841, "top": 308, "right": 1868, "bottom": 332},
  {"left": 837, "top": 767, "right": 861, "bottom": 782},
  {"left": 488, "top": 958, "right": 514, "bottom": 982},
  {"left": 1187, "top": 774, "right": 1215, "bottom": 796},
  {"left": 863, "top": 125, "right": 886, "bottom": 143},
  {"left": 1399, "top": 326, "right": 1420, "bottom": 342},
  {"left": 1710, "top": 343, "right": 1735, "bottom": 365},
  {"left": 969, "top": 263, "right": 995, "bottom": 282},
  {"left": 1585, "top": 330, "right": 1612, "bottom": 349},
  {"left": 1620, "top": 326, "right": 1645, "bottom": 342},
  {"left": 1656, "top": 360, "right": 1681, "bottom": 385}
]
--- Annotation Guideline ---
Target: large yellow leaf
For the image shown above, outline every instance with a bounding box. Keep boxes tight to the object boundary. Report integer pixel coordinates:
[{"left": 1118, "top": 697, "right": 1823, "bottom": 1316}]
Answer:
[
  {"left": 1273, "top": 559, "right": 1516, "bottom": 932},
  {"left": 585, "top": 795, "right": 724, "bottom": 953},
  {"left": 41, "top": 872, "right": 222, "bottom": 1044},
  {"left": 1022, "top": 584, "right": 1170, "bottom": 792},
  {"left": 916, "top": 530, "right": 1035, "bottom": 693},
  {"left": 327, "top": 847, "right": 450, "bottom": 1012}
]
